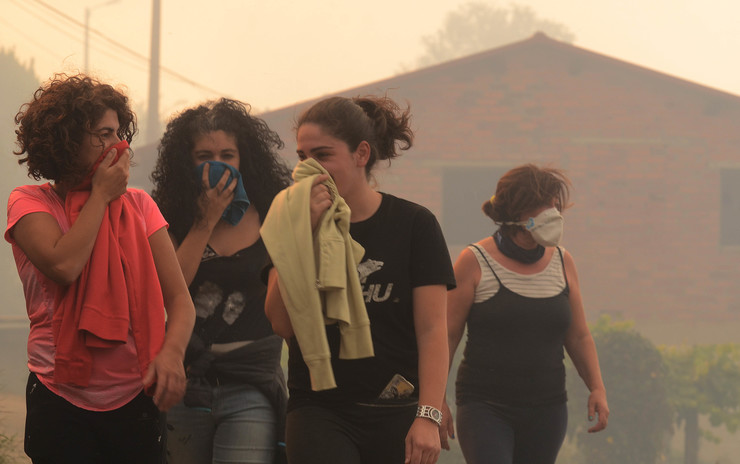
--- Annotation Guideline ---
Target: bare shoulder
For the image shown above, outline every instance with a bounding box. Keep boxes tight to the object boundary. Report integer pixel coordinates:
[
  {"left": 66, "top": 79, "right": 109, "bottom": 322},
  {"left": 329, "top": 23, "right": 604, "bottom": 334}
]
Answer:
[
  {"left": 558, "top": 247, "right": 581, "bottom": 289},
  {"left": 453, "top": 241, "right": 485, "bottom": 287},
  {"left": 559, "top": 247, "right": 577, "bottom": 267},
  {"left": 454, "top": 243, "right": 482, "bottom": 271}
]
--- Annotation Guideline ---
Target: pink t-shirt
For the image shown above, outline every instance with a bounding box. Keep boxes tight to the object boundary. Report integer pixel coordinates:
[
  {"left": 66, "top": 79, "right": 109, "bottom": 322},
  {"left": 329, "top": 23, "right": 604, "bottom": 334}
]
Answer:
[{"left": 5, "top": 183, "right": 168, "bottom": 411}]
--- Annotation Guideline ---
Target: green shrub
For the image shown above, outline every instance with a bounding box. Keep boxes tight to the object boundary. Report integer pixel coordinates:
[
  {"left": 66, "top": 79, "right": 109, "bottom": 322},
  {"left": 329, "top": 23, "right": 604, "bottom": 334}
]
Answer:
[{"left": 566, "top": 316, "right": 673, "bottom": 464}]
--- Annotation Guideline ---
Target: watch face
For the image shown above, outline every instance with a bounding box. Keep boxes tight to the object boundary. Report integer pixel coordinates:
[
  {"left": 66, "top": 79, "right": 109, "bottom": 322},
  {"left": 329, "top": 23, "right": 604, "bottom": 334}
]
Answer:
[{"left": 430, "top": 409, "right": 442, "bottom": 421}]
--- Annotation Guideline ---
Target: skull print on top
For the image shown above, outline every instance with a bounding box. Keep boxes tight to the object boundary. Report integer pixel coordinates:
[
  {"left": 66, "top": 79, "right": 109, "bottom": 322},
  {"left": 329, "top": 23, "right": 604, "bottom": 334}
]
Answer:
[{"left": 189, "top": 238, "right": 273, "bottom": 346}]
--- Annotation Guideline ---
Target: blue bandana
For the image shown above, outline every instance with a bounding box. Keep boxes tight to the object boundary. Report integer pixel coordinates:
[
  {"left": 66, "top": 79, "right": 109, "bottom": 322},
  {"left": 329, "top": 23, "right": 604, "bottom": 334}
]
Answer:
[{"left": 195, "top": 161, "right": 250, "bottom": 225}]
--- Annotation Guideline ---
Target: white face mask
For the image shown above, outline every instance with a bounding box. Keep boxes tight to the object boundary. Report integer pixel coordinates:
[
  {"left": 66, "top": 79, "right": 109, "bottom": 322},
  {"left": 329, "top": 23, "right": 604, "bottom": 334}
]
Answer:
[{"left": 505, "top": 207, "right": 564, "bottom": 247}]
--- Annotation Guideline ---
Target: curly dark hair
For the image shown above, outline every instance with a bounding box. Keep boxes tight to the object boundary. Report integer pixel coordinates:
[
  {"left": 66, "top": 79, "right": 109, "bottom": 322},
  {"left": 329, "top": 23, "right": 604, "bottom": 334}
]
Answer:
[
  {"left": 14, "top": 73, "right": 136, "bottom": 184},
  {"left": 482, "top": 164, "right": 572, "bottom": 238},
  {"left": 295, "top": 95, "right": 414, "bottom": 177},
  {"left": 151, "top": 98, "right": 292, "bottom": 243}
]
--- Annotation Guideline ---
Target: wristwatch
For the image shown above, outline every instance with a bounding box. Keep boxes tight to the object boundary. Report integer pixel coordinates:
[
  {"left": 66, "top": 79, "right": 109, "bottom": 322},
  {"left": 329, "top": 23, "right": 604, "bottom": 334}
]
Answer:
[{"left": 416, "top": 404, "right": 443, "bottom": 427}]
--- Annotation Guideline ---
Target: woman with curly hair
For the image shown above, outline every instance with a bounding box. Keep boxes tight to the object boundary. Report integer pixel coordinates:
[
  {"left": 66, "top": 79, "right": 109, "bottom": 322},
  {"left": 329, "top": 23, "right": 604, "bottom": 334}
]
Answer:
[
  {"left": 151, "top": 98, "right": 292, "bottom": 464},
  {"left": 5, "top": 73, "right": 195, "bottom": 464}
]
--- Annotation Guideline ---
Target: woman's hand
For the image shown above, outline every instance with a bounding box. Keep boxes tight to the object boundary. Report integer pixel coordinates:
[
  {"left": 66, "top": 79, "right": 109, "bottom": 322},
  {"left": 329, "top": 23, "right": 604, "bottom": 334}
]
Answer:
[
  {"left": 195, "top": 163, "right": 236, "bottom": 230},
  {"left": 587, "top": 388, "right": 609, "bottom": 432},
  {"left": 309, "top": 174, "right": 331, "bottom": 231},
  {"left": 90, "top": 148, "right": 129, "bottom": 204},
  {"left": 142, "top": 345, "right": 188, "bottom": 412},
  {"left": 12, "top": 147, "right": 132, "bottom": 285},
  {"left": 405, "top": 419, "right": 441, "bottom": 464},
  {"left": 439, "top": 399, "right": 455, "bottom": 450}
]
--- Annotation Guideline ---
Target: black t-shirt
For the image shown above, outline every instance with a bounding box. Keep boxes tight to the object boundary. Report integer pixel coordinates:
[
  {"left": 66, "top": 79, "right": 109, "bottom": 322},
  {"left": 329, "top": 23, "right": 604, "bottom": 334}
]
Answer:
[{"left": 287, "top": 193, "right": 456, "bottom": 410}]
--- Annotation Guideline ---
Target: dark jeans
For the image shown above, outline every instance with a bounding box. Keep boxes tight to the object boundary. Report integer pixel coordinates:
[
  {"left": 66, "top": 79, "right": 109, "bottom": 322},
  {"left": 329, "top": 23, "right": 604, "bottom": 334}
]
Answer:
[
  {"left": 24, "top": 372, "right": 166, "bottom": 464},
  {"left": 456, "top": 400, "right": 568, "bottom": 464},
  {"left": 285, "top": 403, "right": 416, "bottom": 464}
]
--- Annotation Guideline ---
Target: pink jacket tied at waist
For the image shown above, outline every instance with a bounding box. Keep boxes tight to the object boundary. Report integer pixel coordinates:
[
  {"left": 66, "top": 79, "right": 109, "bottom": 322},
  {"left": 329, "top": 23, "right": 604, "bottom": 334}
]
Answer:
[{"left": 52, "top": 140, "right": 165, "bottom": 388}]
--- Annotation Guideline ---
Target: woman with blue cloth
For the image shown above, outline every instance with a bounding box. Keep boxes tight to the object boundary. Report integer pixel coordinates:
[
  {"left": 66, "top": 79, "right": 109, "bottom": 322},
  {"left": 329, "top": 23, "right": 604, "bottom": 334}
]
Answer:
[{"left": 150, "top": 98, "right": 292, "bottom": 464}]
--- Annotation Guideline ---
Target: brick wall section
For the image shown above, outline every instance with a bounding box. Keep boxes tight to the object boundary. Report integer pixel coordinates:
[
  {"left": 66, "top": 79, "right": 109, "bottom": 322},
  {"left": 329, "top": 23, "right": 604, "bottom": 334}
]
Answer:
[{"left": 259, "top": 33, "right": 740, "bottom": 322}]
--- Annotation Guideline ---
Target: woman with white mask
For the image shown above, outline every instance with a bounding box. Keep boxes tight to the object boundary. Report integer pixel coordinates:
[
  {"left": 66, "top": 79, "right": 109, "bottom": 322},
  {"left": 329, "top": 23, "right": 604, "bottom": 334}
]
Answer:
[{"left": 440, "top": 164, "right": 609, "bottom": 464}]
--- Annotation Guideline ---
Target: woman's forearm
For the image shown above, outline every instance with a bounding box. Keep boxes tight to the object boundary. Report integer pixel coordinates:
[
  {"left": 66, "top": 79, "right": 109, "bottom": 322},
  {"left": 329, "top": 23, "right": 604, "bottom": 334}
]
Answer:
[
  {"left": 566, "top": 334, "right": 605, "bottom": 392},
  {"left": 413, "top": 285, "right": 449, "bottom": 409},
  {"left": 265, "top": 268, "right": 295, "bottom": 338}
]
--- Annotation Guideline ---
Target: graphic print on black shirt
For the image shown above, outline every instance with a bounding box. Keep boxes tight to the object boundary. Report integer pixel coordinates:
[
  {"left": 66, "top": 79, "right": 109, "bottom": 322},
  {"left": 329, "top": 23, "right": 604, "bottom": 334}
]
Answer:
[
  {"left": 287, "top": 193, "right": 456, "bottom": 410},
  {"left": 358, "top": 259, "right": 394, "bottom": 304},
  {"left": 190, "top": 239, "right": 274, "bottom": 347}
]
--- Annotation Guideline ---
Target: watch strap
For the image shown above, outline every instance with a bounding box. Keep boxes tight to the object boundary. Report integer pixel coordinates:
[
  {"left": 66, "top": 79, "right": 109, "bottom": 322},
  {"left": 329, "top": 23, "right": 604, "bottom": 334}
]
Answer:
[{"left": 416, "top": 404, "right": 442, "bottom": 427}]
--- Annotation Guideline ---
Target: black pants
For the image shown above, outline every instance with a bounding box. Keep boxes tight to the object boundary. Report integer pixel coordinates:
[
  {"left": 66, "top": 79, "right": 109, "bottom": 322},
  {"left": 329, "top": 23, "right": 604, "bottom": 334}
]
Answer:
[
  {"left": 286, "top": 403, "right": 416, "bottom": 464},
  {"left": 456, "top": 399, "right": 568, "bottom": 464},
  {"left": 24, "top": 372, "right": 166, "bottom": 464}
]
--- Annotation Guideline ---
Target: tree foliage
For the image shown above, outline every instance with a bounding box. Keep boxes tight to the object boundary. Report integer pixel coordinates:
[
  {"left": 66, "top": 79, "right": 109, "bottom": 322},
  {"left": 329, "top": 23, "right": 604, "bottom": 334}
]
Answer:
[
  {"left": 0, "top": 48, "right": 39, "bottom": 139},
  {"left": 414, "top": 1, "right": 575, "bottom": 68},
  {"left": 0, "top": 48, "right": 41, "bottom": 318},
  {"left": 659, "top": 344, "right": 740, "bottom": 464},
  {"left": 0, "top": 47, "right": 39, "bottom": 180},
  {"left": 566, "top": 316, "right": 673, "bottom": 464}
]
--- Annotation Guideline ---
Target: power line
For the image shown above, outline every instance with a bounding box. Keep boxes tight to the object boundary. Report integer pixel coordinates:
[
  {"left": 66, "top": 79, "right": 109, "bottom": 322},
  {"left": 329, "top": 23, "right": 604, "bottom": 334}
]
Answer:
[
  {"left": 0, "top": 15, "right": 64, "bottom": 66},
  {"left": 6, "top": 0, "right": 150, "bottom": 76},
  {"left": 21, "top": 0, "right": 227, "bottom": 95},
  {"left": 8, "top": 0, "right": 85, "bottom": 46}
]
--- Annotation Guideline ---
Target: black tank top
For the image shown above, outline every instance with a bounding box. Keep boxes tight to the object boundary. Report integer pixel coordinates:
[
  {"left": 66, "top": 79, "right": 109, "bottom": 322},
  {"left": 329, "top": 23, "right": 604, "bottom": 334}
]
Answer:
[
  {"left": 189, "top": 238, "right": 274, "bottom": 345},
  {"left": 456, "top": 245, "right": 571, "bottom": 406}
]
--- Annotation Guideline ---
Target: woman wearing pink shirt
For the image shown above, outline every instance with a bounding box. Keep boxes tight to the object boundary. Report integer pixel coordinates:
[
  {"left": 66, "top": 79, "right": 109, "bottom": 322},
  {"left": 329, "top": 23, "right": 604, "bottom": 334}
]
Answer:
[{"left": 6, "top": 73, "right": 195, "bottom": 464}]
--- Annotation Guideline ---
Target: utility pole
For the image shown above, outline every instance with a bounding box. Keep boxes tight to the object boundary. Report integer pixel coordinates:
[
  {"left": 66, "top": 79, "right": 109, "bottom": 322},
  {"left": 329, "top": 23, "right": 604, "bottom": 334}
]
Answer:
[
  {"left": 84, "top": 0, "right": 120, "bottom": 73},
  {"left": 84, "top": 7, "right": 90, "bottom": 72},
  {"left": 146, "top": 0, "right": 161, "bottom": 144}
]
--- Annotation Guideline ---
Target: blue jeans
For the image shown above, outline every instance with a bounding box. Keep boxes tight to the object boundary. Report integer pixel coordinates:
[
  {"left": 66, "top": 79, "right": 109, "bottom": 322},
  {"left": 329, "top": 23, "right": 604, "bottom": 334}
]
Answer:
[
  {"left": 166, "top": 383, "right": 277, "bottom": 464},
  {"left": 456, "top": 400, "right": 568, "bottom": 464}
]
